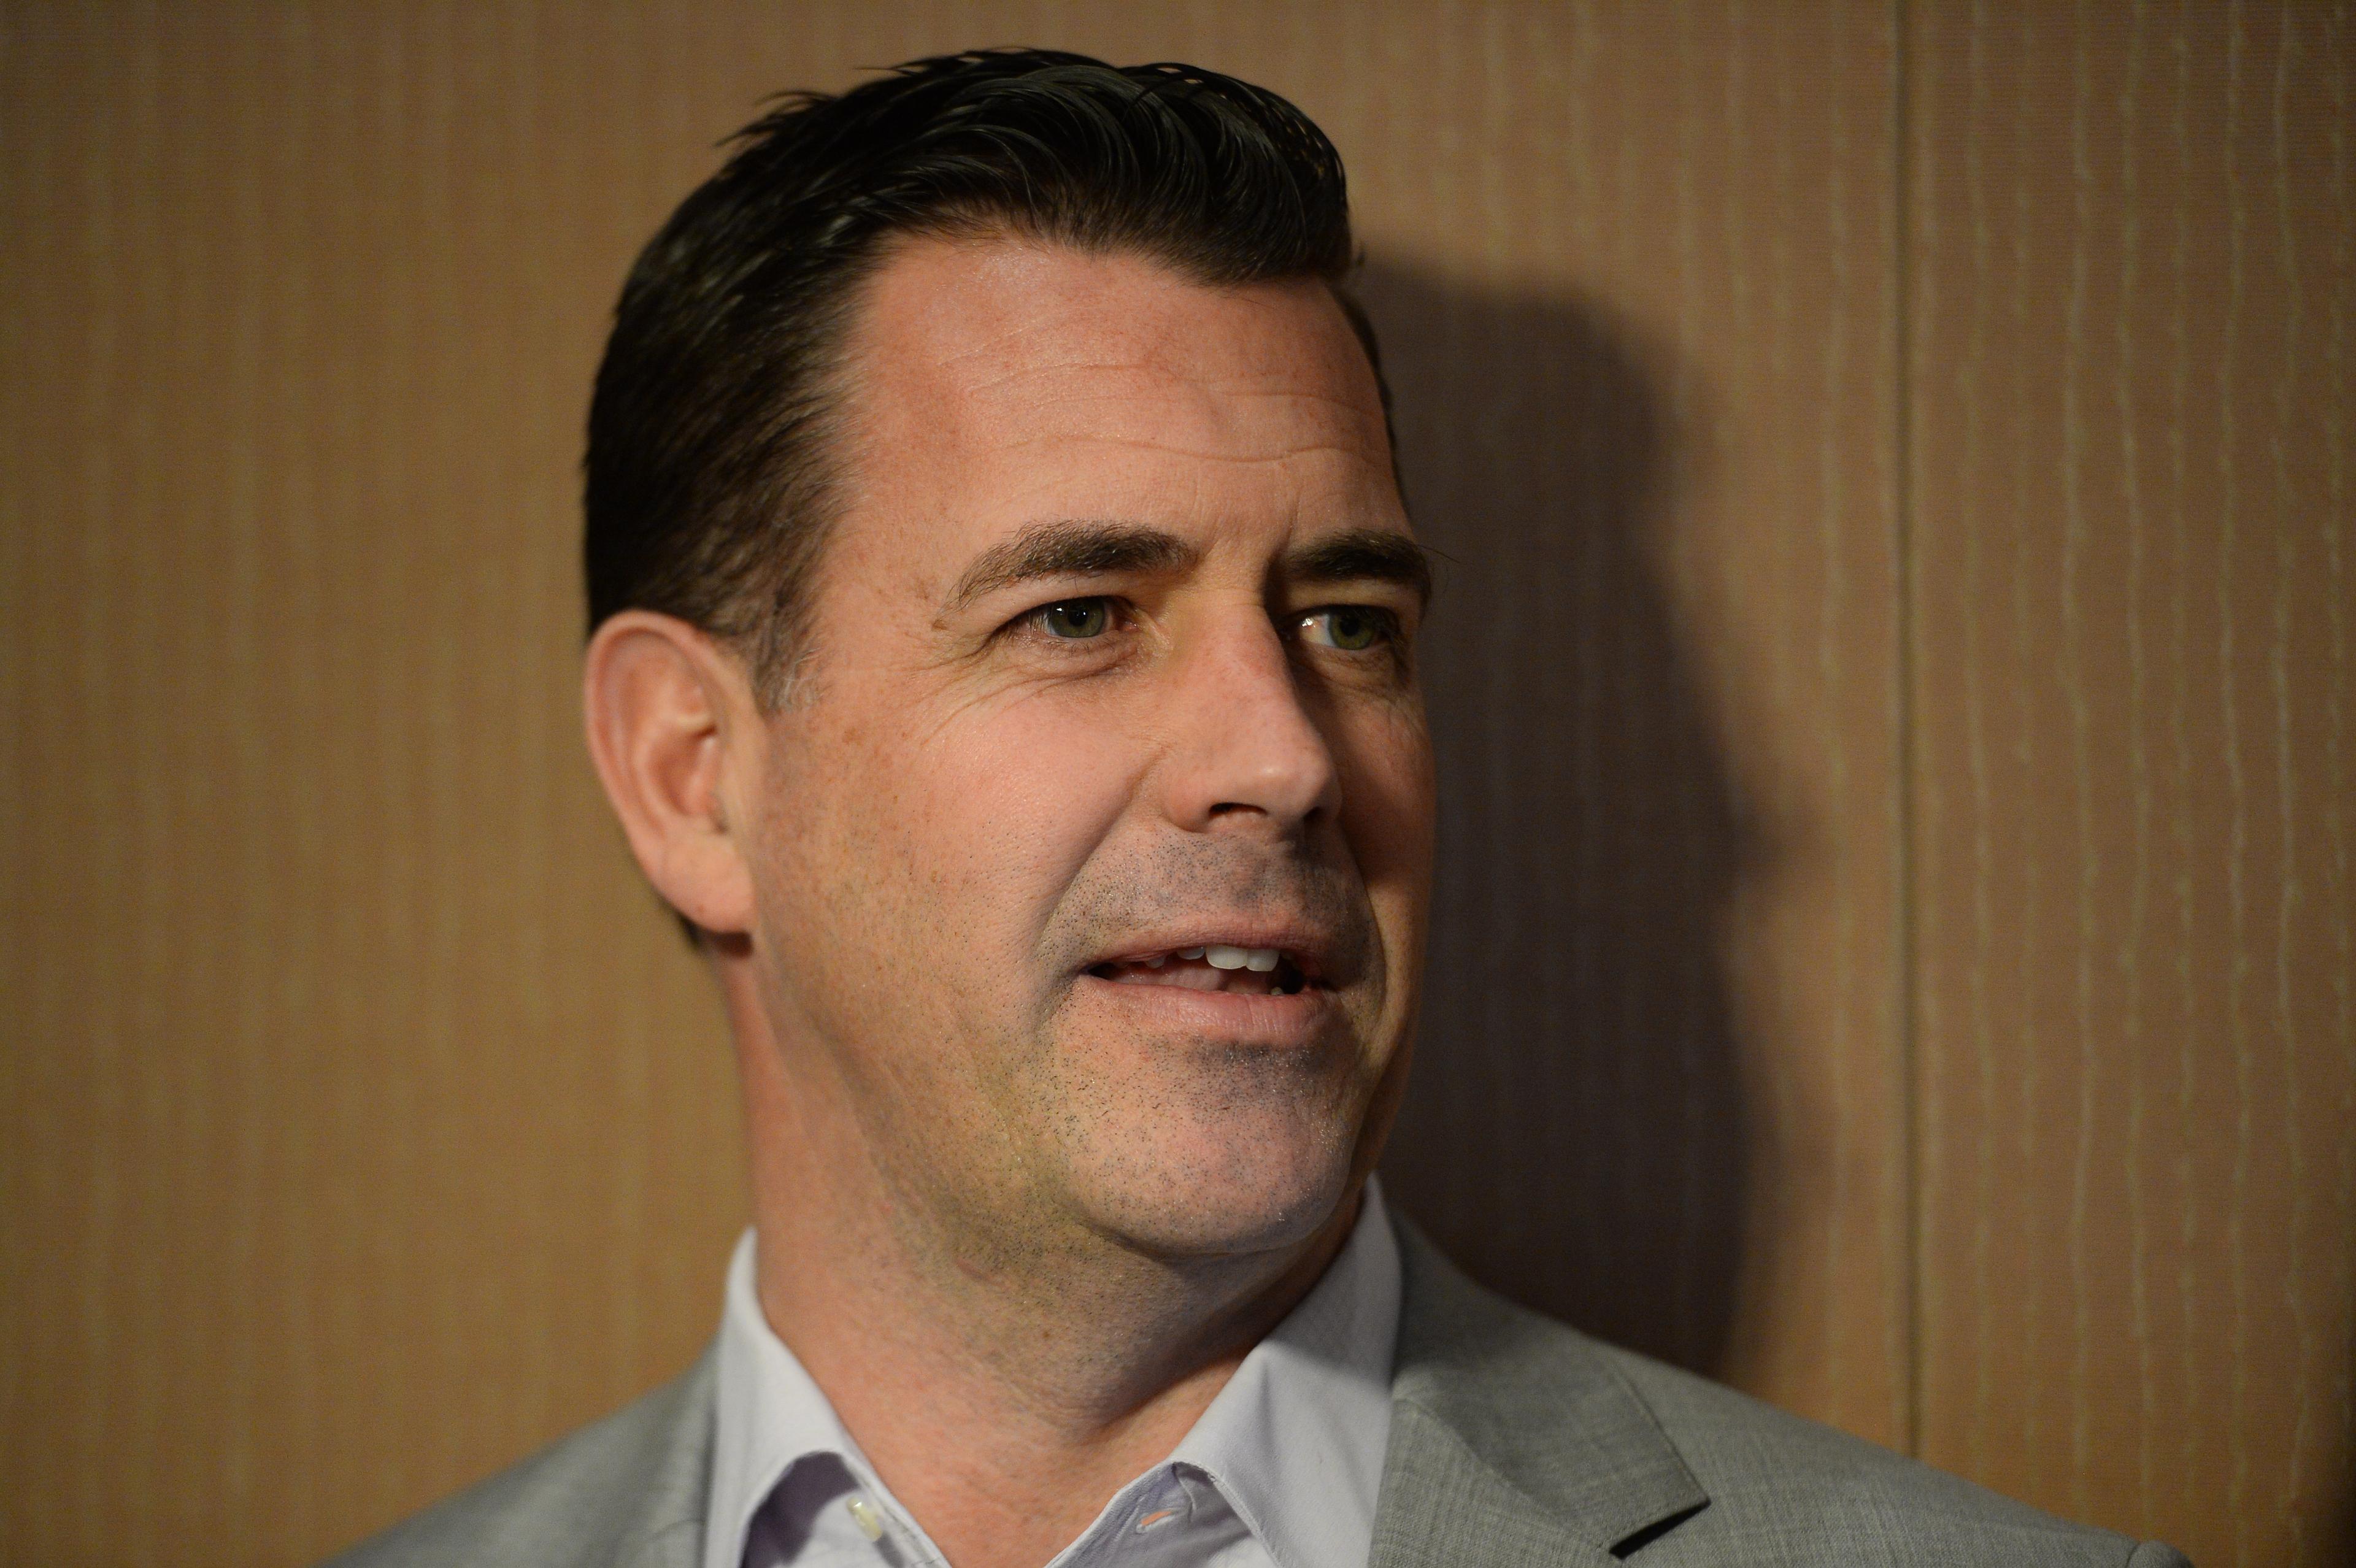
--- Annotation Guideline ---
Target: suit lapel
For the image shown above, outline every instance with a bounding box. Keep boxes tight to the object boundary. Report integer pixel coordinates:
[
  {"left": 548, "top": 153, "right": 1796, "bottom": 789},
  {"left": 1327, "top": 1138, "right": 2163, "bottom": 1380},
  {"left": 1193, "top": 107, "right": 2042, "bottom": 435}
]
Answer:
[
  {"left": 616, "top": 1352, "right": 720, "bottom": 1568},
  {"left": 654, "top": 1224, "right": 1700, "bottom": 1568},
  {"left": 1369, "top": 1221, "right": 1709, "bottom": 1566}
]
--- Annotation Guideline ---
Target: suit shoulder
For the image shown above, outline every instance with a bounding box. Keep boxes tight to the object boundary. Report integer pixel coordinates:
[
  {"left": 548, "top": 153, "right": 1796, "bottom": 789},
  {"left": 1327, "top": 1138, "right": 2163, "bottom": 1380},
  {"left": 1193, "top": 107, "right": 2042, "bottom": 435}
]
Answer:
[
  {"left": 320, "top": 1355, "right": 715, "bottom": 1568},
  {"left": 1387, "top": 1223, "right": 2189, "bottom": 1566},
  {"left": 1585, "top": 1340, "right": 2187, "bottom": 1566}
]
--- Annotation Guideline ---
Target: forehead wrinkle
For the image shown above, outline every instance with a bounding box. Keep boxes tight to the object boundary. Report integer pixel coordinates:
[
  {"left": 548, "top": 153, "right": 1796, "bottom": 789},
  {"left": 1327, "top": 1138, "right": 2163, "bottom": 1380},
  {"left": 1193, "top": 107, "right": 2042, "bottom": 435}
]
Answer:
[
  {"left": 1007, "top": 352, "right": 1368, "bottom": 395},
  {"left": 882, "top": 330, "right": 1382, "bottom": 477},
  {"left": 953, "top": 343, "right": 1361, "bottom": 385},
  {"left": 980, "top": 432, "right": 1382, "bottom": 472},
  {"left": 1007, "top": 383, "right": 1381, "bottom": 429},
  {"left": 925, "top": 352, "right": 1161, "bottom": 403}
]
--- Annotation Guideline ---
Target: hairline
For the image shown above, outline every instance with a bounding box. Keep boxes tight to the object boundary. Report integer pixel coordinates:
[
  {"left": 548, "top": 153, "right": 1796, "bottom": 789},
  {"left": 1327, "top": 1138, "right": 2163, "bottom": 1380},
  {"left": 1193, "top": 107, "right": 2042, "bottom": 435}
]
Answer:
[{"left": 726, "top": 222, "right": 1396, "bottom": 710}]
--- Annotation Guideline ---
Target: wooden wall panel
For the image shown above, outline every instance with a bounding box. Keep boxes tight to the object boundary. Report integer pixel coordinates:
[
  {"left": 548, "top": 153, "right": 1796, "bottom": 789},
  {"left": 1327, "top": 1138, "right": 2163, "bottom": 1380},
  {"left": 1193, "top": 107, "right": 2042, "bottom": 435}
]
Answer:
[
  {"left": 2, "top": 2, "right": 2346, "bottom": 1566},
  {"left": 0, "top": 7, "right": 1910, "bottom": 1561},
  {"left": 0, "top": 4, "right": 755, "bottom": 1561},
  {"left": 1906, "top": 2, "right": 2355, "bottom": 1564},
  {"left": 1349, "top": 1, "right": 1909, "bottom": 1448}
]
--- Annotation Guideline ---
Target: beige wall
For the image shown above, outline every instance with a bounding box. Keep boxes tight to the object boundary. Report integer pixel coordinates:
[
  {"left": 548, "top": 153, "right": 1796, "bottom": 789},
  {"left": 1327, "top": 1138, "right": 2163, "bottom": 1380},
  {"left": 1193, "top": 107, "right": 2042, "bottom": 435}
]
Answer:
[{"left": 1, "top": 4, "right": 2346, "bottom": 1565}]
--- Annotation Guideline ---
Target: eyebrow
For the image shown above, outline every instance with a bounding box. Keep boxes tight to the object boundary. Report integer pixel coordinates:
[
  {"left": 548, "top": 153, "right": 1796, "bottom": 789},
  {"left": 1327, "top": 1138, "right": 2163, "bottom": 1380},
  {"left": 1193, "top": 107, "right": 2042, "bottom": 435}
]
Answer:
[
  {"left": 1286, "top": 528, "right": 1434, "bottom": 608},
  {"left": 942, "top": 519, "right": 1434, "bottom": 613},
  {"left": 945, "top": 521, "right": 1198, "bottom": 613}
]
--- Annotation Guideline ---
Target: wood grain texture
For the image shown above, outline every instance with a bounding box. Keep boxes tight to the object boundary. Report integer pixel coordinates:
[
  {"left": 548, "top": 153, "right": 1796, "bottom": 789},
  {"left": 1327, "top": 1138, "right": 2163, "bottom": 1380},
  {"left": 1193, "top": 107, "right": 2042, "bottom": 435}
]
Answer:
[
  {"left": 0, "top": 4, "right": 754, "bottom": 1559},
  {"left": 0, "top": 2, "right": 2344, "bottom": 1565},
  {"left": 1349, "top": 0, "right": 1909, "bottom": 1450},
  {"left": 1905, "top": 2, "right": 2355, "bottom": 1563}
]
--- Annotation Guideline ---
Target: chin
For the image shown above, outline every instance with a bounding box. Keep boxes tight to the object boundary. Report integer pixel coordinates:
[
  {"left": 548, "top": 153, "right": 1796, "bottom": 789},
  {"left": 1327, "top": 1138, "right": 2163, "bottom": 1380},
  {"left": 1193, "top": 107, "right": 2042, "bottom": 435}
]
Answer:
[
  {"left": 1026, "top": 1001, "right": 1401, "bottom": 1262},
  {"left": 1063, "top": 1101, "right": 1365, "bottom": 1259}
]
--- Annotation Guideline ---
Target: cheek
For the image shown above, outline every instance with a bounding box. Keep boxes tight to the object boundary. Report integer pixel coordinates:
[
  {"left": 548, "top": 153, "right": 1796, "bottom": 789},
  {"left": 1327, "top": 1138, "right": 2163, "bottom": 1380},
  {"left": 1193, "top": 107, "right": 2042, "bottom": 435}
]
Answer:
[{"left": 850, "top": 686, "right": 1143, "bottom": 946}]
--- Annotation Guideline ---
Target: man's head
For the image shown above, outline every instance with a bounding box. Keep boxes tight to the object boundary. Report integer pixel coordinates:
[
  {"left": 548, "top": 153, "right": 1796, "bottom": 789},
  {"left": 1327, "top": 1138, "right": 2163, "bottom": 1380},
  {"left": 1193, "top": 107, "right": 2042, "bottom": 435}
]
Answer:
[
  {"left": 581, "top": 51, "right": 1433, "bottom": 1280},
  {"left": 583, "top": 48, "right": 1388, "bottom": 703}
]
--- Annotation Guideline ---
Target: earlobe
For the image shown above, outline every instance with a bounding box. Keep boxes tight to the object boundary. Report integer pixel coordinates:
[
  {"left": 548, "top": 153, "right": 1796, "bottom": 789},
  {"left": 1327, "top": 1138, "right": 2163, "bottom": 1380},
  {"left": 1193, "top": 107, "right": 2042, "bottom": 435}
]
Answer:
[{"left": 581, "top": 611, "right": 761, "bottom": 936}]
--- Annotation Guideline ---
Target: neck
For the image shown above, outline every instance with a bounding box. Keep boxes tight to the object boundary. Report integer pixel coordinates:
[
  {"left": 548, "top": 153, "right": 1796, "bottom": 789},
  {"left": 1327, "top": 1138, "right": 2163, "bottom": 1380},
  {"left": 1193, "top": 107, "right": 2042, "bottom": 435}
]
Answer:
[{"left": 723, "top": 972, "right": 1361, "bottom": 1568}]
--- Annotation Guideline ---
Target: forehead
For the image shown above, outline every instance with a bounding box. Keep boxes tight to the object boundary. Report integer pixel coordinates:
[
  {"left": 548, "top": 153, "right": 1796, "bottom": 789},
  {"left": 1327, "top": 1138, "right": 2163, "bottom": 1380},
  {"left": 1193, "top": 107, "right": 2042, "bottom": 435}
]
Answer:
[{"left": 828, "top": 236, "right": 1403, "bottom": 591}]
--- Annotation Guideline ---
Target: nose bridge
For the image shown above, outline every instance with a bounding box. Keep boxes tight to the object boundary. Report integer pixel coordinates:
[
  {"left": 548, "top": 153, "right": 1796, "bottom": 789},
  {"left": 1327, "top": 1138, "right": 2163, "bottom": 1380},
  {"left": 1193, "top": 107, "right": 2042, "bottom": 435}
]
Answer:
[{"left": 1160, "top": 601, "right": 1341, "bottom": 831}]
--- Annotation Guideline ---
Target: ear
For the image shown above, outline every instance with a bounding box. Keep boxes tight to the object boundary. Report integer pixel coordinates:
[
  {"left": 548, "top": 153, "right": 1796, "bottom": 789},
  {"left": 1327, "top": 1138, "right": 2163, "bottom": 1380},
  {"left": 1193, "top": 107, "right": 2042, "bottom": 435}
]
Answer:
[{"left": 581, "top": 610, "right": 761, "bottom": 937}]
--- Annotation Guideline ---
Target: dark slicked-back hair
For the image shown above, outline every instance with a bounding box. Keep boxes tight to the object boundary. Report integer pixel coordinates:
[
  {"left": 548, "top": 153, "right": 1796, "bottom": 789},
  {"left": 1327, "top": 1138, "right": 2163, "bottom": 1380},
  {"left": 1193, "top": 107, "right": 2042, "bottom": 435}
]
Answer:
[{"left": 584, "top": 48, "right": 1381, "bottom": 702}]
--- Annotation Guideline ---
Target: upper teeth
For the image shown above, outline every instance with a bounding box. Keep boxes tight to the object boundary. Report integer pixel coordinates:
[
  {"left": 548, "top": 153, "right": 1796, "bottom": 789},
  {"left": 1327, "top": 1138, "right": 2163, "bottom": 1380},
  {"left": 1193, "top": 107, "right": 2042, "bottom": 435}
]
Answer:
[{"left": 1204, "top": 945, "right": 1282, "bottom": 972}]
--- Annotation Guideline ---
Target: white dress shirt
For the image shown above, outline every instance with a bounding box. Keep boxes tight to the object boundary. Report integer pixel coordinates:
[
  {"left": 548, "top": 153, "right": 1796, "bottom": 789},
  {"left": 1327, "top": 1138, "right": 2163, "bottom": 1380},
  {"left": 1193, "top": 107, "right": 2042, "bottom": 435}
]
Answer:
[{"left": 703, "top": 1180, "right": 1403, "bottom": 1568}]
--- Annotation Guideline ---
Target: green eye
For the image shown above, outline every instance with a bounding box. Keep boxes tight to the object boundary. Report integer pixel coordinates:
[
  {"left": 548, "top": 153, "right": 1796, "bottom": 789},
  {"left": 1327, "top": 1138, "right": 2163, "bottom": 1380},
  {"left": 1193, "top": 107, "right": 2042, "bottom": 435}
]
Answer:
[
  {"left": 1302, "top": 607, "right": 1387, "bottom": 651},
  {"left": 1034, "top": 599, "right": 1112, "bottom": 639}
]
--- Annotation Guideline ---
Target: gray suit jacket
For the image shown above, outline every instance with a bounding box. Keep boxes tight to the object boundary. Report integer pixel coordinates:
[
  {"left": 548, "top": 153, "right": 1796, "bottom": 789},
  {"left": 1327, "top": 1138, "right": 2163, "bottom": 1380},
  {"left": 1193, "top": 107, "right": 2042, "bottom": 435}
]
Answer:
[{"left": 329, "top": 1225, "right": 2191, "bottom": 1566}]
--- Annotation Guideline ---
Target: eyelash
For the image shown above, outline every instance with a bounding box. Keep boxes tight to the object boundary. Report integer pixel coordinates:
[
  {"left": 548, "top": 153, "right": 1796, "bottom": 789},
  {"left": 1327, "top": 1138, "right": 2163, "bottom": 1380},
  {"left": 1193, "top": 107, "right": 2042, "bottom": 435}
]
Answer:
[{"left": 1011, "top": 597, "right": 1403, "bottom": 653}]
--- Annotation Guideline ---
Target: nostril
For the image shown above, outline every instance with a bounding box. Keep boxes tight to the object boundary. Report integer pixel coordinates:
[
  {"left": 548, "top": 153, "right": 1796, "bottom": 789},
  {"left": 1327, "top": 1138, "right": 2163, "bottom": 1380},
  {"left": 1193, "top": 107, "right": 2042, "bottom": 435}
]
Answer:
[{"left": 1206, "top": 799, "right": 1328, "bottom": 823}]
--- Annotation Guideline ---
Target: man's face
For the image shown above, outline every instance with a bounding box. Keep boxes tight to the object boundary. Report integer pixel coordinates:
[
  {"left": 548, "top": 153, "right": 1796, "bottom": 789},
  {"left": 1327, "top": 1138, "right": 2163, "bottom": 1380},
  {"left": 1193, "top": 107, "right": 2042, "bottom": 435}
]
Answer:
[{"left": 739, "top": 237, "right": 1433, "bottom": 1267}]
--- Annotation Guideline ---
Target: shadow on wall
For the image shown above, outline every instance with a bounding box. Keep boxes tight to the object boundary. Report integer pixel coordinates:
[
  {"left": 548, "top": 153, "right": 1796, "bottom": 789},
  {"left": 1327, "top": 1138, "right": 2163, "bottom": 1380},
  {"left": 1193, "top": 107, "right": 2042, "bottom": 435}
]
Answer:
[{"left": 1362, "top": 259, "right": 1761, "bottom": 1380}]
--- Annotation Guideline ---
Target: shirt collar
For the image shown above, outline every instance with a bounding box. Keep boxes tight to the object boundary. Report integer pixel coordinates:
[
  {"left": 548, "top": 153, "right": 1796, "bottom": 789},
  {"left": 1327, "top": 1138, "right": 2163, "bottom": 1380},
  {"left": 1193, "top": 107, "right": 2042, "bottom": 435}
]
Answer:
[
  {"left": 704, "top": 1179, "right": 1401, "bottom": 1568},
  {"left": 706, "top": 1229, "right": 888, "bottom": 1568},
  {"left": 1163, "top": 1178, "right": 1400, "bottom": 1568}
]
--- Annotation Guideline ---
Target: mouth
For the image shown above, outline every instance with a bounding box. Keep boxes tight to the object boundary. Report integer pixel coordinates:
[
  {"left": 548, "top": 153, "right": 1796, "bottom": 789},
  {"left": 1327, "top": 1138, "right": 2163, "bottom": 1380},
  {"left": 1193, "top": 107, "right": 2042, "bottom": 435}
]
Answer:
[{"left": 1085, "top": 944, "right": 1322, "bottom": 998}]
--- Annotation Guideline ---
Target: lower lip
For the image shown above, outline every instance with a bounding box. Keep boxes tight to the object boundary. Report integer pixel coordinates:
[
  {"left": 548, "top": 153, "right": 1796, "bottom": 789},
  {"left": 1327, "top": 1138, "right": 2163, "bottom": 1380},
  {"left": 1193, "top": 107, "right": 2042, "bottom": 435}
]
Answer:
[{"left": 1073, "top": 974, "right": 1338, "bottom": 1041}]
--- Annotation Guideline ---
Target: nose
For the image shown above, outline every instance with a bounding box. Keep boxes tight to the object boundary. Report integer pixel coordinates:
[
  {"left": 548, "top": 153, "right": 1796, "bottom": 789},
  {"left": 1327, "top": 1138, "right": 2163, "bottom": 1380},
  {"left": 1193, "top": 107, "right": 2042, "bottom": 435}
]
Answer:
[{"left": 1157, "top": 609, "right": 1343, "bottom": 834}]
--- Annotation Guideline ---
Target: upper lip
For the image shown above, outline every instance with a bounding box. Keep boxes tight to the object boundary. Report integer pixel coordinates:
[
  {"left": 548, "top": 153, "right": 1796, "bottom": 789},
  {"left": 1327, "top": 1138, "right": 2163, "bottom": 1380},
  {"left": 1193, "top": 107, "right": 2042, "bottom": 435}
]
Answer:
[{"left": 1085, "top": 926, "right": 1343, "bottom": 983}]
